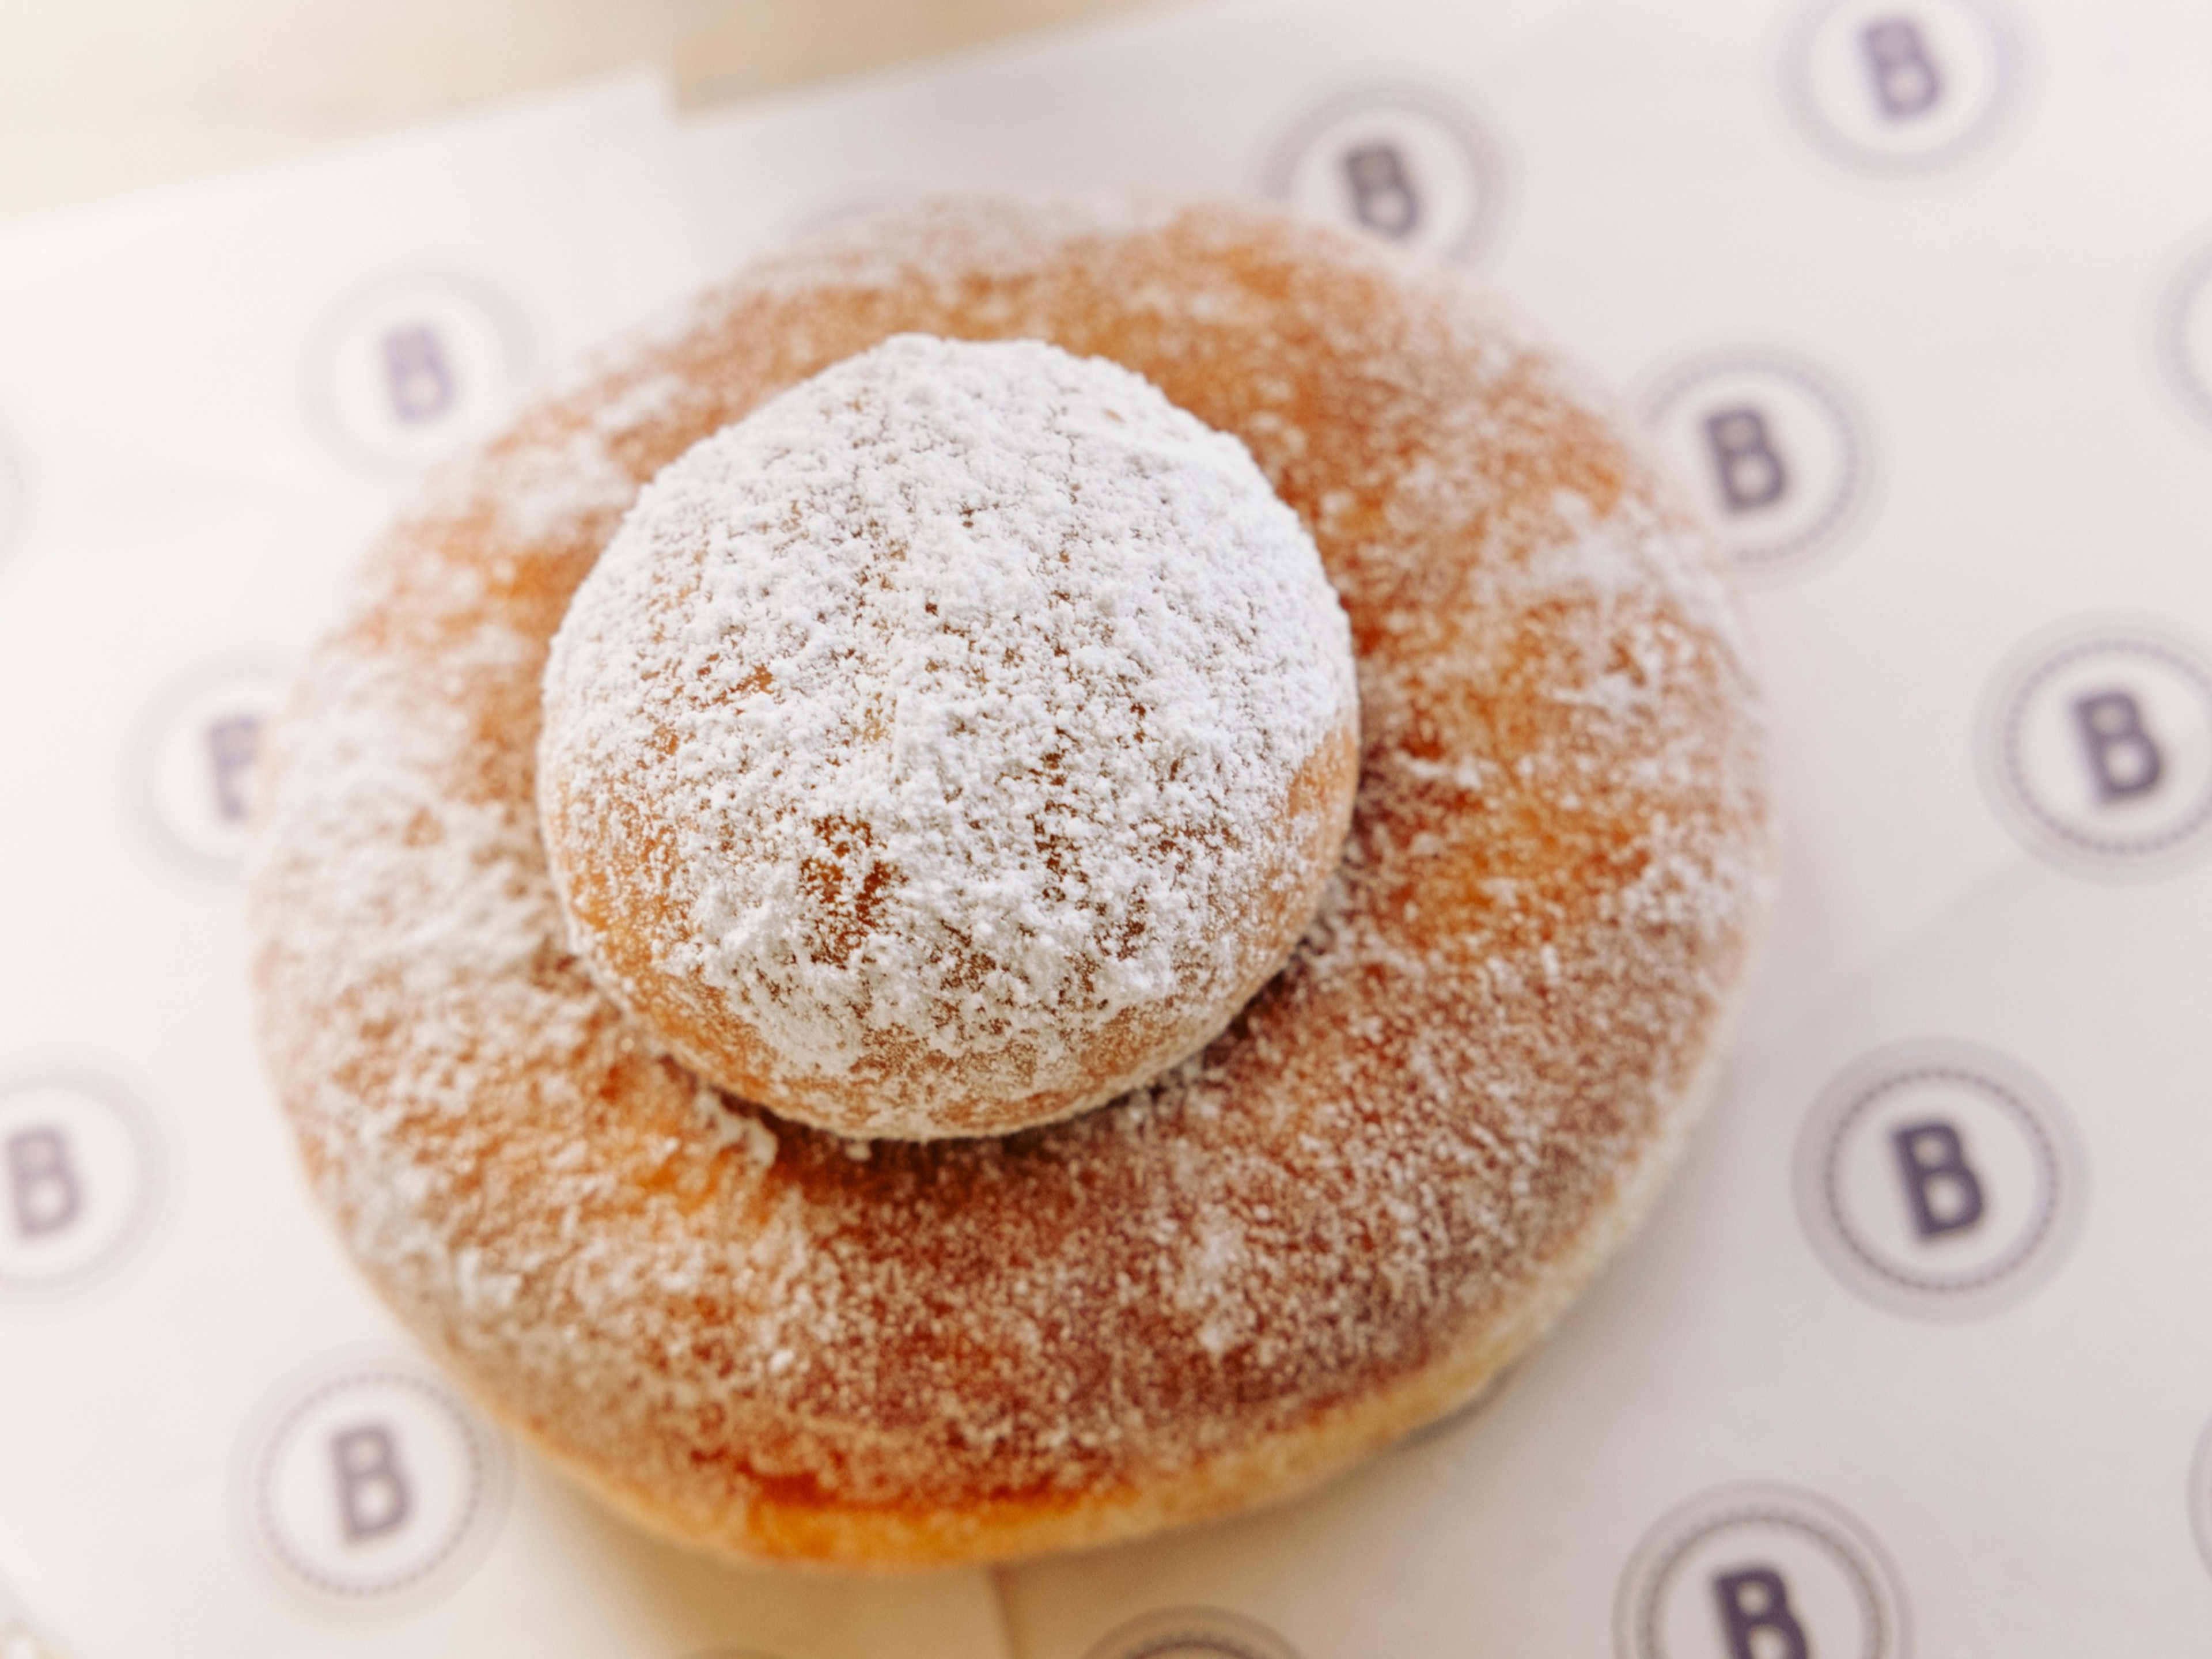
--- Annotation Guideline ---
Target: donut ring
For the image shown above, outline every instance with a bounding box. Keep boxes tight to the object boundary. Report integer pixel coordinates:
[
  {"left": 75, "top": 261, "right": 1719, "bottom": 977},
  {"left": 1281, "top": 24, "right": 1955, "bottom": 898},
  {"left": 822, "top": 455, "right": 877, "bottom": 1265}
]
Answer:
[{"left": 250, "top": 199, "right": 1772, "bottom": 1569}]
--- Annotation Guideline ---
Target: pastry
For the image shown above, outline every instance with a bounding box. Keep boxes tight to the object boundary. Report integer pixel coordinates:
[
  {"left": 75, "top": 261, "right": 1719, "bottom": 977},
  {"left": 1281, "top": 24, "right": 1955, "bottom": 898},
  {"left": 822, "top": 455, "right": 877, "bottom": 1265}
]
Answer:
[
  {"left": 537, "top": 331, "right": 1361, "bottom": 1139},
  {"left": 250, "top": 197, "right": 1772, "bottom": 1568}
]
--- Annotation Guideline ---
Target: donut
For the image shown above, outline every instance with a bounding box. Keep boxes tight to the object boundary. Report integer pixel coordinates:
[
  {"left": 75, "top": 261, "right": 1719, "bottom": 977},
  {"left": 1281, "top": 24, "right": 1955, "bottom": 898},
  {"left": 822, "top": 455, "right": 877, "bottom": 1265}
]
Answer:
[
  {"left": 536, "top": 333, "right": 1362, "bottom": 1139},
  {"left": 249, "top": 198, "right": 1772, "bottom": 1569}
]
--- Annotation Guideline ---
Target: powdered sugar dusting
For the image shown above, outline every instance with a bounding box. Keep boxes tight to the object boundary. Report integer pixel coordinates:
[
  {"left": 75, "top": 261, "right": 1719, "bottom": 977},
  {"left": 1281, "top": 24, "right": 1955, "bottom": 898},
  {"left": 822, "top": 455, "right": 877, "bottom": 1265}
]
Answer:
[
  {"left": 539, "top": 335, "right": 1357, "bottom": 1137},
  {"left": 249, "top": 198, "right": 1772, "bottom": 1566}
]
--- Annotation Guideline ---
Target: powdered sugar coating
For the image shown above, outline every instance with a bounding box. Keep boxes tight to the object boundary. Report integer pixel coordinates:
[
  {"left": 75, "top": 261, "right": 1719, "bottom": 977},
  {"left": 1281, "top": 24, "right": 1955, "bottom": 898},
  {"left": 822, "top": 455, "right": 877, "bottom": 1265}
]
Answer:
[
  {"left": 249, "top": 198, "right": 1772, "bottom": 1569},
  {"left": 539, "top": 335, "right": 1359, "bottom": 1138}
]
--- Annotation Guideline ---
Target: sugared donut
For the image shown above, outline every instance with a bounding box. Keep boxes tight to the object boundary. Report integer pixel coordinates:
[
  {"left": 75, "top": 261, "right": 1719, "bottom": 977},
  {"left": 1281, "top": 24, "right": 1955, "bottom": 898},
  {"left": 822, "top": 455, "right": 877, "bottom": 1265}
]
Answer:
[
  {"left": 537, "top": 333, "right": 1361, "bottom": 1139},
  {"left": 249, "top": 198, "right": 1772, "bottom": 1569}
]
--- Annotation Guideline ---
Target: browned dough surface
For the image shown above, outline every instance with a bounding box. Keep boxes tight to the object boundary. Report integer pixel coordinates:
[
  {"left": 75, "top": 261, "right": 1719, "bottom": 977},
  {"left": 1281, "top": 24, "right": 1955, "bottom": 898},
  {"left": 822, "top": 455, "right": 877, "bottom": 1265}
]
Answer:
[{"left": 249, "top": 198, "right": 1772, "bottom": 1568}]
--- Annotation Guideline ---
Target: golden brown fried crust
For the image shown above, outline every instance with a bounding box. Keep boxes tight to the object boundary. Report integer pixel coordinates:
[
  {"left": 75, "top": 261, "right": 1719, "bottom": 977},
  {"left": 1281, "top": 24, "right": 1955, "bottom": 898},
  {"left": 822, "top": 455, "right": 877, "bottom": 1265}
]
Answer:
[{"left": 249, "top": 198, "right": 1771, "bottom": 1569}]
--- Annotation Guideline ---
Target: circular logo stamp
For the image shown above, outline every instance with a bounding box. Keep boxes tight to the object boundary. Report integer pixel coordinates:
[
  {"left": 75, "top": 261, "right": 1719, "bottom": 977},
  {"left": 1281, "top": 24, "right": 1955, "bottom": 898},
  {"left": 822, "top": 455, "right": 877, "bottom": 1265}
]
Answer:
[
  {"left": 1795, "top": 1039, "right": 2084, "bottom": 1320},
  {"left": 0, "top": 1074, "right": 163, "bottom": 1301},
  {"left": 1084, "top": 1607, "right": 1303, "bottom": 1659},
  {"left": 239, "top": 1353, "right": 509, "bottom": 1615},
  {"left": 309, "top": 270, "right": 535, "bottom": 470},
  {"left": 1644, "top": 350, "right": 1870, "bottom": 574},
  {"left": 1616, "top": 1483, "right": 1909, "bottom": 1659},
  {"left": 2153, "top": 239, "right": 2212, "bottom": 439},
  {"left": 132, "top": 660, "right": 289, "bottom": 876},
  {"left": 1978, "top": 623, "right": 2212, "bottom": 876},
  {"left": 1257, "top": 85, "right": 1504, "bottom": 265},
  {"left": 1779, "top": 0, "right": 2021, "bottom": 174}
]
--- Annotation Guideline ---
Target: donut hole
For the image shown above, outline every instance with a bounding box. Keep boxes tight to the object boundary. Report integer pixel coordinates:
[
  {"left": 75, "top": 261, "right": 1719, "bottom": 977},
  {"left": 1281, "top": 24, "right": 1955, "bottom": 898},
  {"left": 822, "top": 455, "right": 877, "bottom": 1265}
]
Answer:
[{"left": 536, "top": 333, "right": 1361, "bottom": 1141}]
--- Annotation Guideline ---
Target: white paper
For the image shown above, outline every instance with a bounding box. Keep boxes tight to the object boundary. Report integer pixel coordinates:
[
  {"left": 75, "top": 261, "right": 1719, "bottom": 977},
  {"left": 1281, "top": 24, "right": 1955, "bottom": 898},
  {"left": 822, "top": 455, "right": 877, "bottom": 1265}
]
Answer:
[
  {"left": 681, "top": 2, "right": 2212, "bottom": 1652},
  {"left": 0, "top": 74, "right": 1009, "bottom": 1659}
]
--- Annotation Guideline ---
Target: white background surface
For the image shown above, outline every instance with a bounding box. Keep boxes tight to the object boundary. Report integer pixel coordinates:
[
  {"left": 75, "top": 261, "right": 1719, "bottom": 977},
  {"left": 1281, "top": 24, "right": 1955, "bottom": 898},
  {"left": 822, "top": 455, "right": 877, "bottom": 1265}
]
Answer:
[{"left": 0, "top": 0, "right": 1180, "bottom": 222}]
